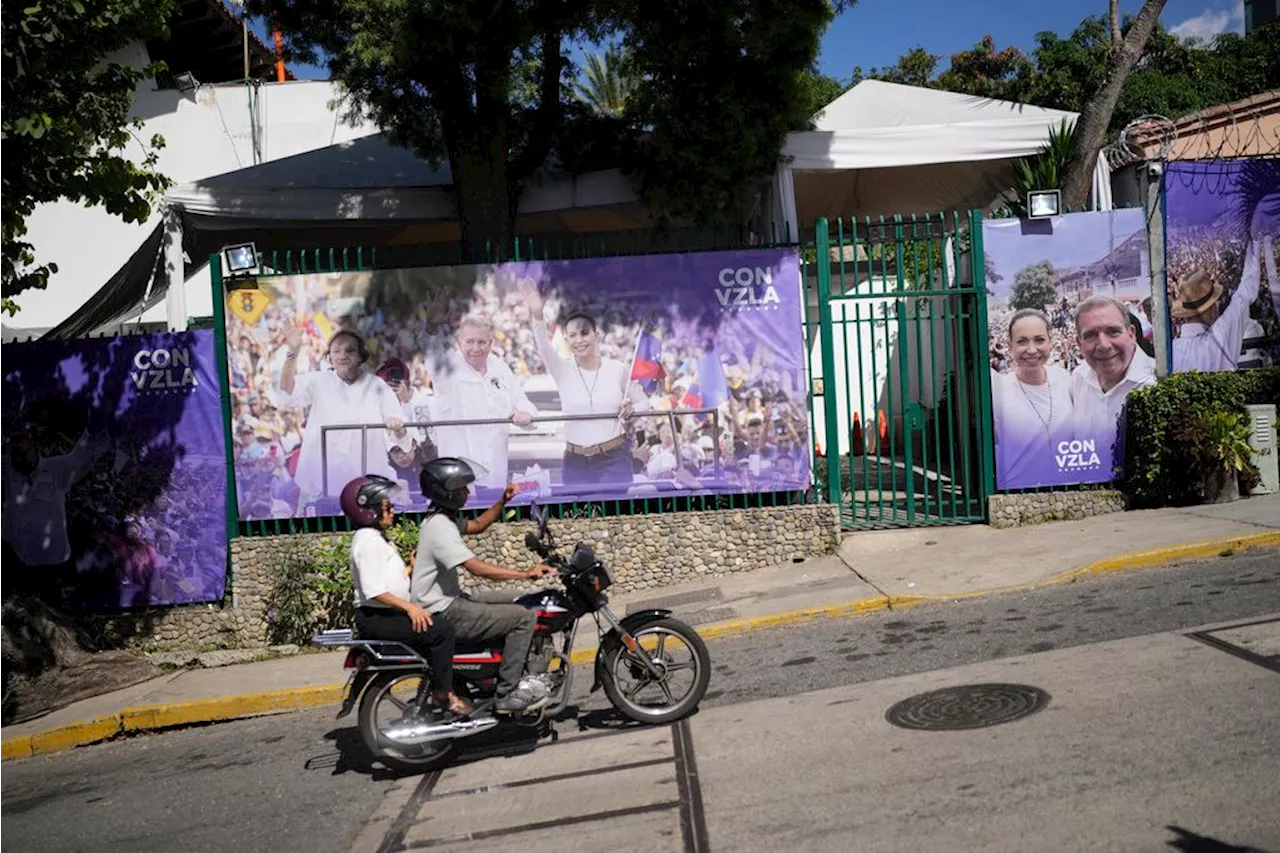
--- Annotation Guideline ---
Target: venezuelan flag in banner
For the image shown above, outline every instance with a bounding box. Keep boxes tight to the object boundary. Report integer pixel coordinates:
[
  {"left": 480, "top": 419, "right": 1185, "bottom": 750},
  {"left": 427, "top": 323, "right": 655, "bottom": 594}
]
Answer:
[
  {"left": 305, "top": 311, "right": 335, "bottom": 342},
  {"left": 629, "top": 323, "right": 666, "bottom": 394}
]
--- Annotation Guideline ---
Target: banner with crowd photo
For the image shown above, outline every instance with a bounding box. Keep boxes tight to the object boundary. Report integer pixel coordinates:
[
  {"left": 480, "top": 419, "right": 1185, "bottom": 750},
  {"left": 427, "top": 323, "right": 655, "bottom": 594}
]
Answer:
[
  {"left": 222, "top": 248, "right": 810, "bottom": 521},
  {"left": 983, "top": 209, "right": 1155, "bottom": 490},
  {"left": 1164, "top": 159, "right": 1280, "bottom": 373},
  {"left": 1, "top": 331, "right": 229, "bottom": 609}
]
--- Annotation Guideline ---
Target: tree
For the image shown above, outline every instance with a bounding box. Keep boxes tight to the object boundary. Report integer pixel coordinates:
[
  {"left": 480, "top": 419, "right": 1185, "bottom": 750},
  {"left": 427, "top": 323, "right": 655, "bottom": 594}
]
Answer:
[
  {"left": 851, "top": 46, "right": 939, "bottom": 88},
  {"left": 935, "top": 35, "right": 1030, "bottom": 101},
  {"left": 1010, "top": 260, "right": 1057, "bottom": 310},
  {"left": 255, "top": 0, "right": 845, "bottom": 257},
  {"left": 1058, "top": 0, "right": 1167, "bottom": 209},
  {"left": 798, "top": 68, "right": 848, "bottom": 125},
  {"left": 2, "top": 0, "right": 175, "bottom": 316},
  {"left": 574, "top": 46, "right": 639, "bottom": 118}
]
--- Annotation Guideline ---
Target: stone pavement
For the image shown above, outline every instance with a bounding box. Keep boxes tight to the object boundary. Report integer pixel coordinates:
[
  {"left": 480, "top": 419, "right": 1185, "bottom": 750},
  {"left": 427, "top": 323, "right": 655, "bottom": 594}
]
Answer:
[{"left": 3, "top": 494, "right": 1278, "bottom": 761}]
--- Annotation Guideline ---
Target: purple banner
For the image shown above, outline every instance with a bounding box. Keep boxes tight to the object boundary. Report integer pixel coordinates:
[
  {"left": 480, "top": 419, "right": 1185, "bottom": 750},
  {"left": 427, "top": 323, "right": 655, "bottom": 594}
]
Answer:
[
  {"left": 1165, "top": 159, "right": 1280, "bottom": 373},
  {"left": 2, "top": 331, "right": 229, "bottom": 609},
  {"left": 223, "top": 248, "right": 810, "bottom": 520},
  {"left": 983, "top": 210, "right": 1156, "bottom": 490}
]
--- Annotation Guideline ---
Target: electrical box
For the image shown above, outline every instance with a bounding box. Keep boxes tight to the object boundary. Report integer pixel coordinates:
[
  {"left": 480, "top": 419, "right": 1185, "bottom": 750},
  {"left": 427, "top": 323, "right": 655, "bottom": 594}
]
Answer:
[{"left": 1245, "top": 404, "right": 1278, "bottom": 495}]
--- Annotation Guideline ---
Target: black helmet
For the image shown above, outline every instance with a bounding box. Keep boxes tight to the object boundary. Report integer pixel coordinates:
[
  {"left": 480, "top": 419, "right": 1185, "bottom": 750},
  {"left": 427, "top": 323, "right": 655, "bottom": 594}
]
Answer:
[
  {"left": 419, "top": 457, "right": 483, "bottom": 509},
  {"left": 340, "top": 474, "right": 401, "bottom": 528}
]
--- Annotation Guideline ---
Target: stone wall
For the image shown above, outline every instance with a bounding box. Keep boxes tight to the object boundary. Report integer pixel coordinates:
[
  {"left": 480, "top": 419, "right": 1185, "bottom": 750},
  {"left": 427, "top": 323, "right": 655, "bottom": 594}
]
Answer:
[
  {"left": 101, "top": 504, "right": 840, "bottom": 652},
  {"left": 987, "top": 489, "right": 1127, "bottom": 529}
]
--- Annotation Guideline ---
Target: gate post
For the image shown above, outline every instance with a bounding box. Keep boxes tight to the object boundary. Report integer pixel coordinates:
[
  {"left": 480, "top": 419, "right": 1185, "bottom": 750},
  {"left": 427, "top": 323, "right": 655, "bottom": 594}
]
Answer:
[
  {"left": 968, "top": 209, "right": 996, "bottom": 503},
  {"left": 814, "top": 218, "right": 843, "bottom": 506}
]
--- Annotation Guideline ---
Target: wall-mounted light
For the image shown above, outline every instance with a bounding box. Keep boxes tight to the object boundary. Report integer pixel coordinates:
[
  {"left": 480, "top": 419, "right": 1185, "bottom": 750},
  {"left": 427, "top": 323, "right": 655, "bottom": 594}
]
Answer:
[
  {"left": 222, "top": 243, "right": 259, "bottom": 276},
  {"left": 174, "top": 71, "right": 200, "bottom": 93},
  {"left": 1027, "top": 189, "right": 1061, "bottom": 219}
]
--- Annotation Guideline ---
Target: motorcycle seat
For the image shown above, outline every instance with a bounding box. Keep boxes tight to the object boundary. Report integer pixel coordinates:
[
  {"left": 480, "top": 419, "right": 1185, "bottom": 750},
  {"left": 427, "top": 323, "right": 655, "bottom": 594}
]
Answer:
[{"left": 454, "top": 640, "right": 502, "bottom": 656}]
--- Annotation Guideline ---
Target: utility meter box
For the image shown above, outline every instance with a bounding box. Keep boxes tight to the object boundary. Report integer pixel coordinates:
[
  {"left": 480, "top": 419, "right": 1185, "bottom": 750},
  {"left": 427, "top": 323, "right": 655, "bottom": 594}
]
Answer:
[{"left": 1245, "top": 404, "right": 1278, "bottom": 494}]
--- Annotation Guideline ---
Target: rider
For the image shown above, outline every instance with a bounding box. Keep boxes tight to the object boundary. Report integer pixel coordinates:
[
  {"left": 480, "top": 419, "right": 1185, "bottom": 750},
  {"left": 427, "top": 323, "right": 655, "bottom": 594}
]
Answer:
[
  {"left": 342, "top": 474, "right": 472, "bottom": 718},
  {"left": 413, "top": 457, "right": 553, "bottom": 714}
]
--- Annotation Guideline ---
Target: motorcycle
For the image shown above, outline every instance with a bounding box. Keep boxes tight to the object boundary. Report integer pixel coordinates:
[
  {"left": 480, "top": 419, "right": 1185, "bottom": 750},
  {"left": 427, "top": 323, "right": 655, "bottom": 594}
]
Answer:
[{"left": 313, "top": 502, "right": 712, "bottom": 772}]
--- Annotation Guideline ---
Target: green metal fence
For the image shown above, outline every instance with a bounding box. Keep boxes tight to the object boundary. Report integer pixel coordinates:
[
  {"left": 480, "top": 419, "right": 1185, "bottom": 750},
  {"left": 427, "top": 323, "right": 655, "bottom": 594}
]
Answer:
[
  {"left": 213, "top": 224, "right": 826, "bottom": 540},
  {"left": 806, "top": 211, "right": 994, "bottom": 529}
]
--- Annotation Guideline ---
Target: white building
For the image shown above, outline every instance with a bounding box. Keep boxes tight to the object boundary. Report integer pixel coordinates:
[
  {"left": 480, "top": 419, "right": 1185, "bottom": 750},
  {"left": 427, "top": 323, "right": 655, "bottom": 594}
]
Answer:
[{"left": 3, "top": 0, "right": 378, "bottom": 340}]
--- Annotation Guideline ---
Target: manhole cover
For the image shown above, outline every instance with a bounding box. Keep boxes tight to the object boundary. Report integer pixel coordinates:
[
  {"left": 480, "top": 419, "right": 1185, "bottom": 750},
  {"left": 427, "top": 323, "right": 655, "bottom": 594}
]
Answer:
[{"left": 885, "top": 683, "right": 1051, "bottom": 731}]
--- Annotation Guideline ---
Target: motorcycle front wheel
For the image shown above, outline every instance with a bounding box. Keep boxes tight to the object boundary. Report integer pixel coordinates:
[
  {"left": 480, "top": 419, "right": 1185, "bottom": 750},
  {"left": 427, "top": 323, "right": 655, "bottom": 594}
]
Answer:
[
  {"left": 357, "top": 672, "right": 457, "bottom": 773},
  {"left": 601, "top": 617, "right": 711, "bottom": 725}
]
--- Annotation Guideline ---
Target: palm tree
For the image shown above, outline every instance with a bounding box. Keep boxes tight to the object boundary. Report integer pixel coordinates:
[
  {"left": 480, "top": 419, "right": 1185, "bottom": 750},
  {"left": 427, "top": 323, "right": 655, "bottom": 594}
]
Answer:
[
  {"left": 1006, "top": 118, "right": 1076, "bottom": 217},
  {"left": 574, "top": 47, "right": 638, "bottom": 118}
]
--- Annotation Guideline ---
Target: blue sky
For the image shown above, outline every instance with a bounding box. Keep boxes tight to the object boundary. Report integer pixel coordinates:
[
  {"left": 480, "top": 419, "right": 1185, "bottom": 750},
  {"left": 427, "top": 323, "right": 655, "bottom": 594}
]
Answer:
[{"left": 256, "top": 0, "right": 1247, "bottom": 83}]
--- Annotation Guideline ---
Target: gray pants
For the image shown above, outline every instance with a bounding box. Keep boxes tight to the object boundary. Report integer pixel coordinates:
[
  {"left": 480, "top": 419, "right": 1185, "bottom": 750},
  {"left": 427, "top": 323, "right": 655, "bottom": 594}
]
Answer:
[{"left": 439, "top": 597, "right": 535, "bottom": 695}]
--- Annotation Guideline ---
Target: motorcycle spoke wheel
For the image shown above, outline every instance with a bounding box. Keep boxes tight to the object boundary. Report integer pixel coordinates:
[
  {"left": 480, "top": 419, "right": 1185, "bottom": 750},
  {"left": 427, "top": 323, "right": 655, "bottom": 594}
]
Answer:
[
  {"left": 602, "top": 619, "right": 710, "bottom": 725},
  {"left": 358, "top": 673, "right": 456, "bottom": 772}
]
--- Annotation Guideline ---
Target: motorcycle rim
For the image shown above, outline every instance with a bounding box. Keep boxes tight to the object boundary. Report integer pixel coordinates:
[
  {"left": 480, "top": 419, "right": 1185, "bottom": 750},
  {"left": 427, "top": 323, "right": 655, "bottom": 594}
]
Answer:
[
  {"left": 357, "top": 672, "right": 457, "bottom": 771},
  {"left": 601, "top": 618, "right": 710, "bottom": 724}
]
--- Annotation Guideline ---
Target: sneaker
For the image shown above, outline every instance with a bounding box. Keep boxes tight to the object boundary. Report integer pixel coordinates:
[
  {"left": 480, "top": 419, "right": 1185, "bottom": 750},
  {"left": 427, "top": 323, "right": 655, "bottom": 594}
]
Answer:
[{"left": 494, "top": 685, "right": 550, "bottom": 714}]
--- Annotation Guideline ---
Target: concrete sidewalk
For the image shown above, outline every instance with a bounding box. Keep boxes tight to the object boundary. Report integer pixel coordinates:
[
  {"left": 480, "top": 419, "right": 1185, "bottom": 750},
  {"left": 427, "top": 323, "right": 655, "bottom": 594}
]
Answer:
[{"left": 4, "top": 495, "right": 1278, "bottom": 761}]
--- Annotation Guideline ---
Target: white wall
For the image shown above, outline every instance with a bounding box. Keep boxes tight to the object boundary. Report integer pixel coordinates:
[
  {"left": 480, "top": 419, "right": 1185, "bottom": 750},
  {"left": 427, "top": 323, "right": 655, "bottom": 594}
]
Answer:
[{"left": 9, "top": 45, "right": 378, "bottom": 335}]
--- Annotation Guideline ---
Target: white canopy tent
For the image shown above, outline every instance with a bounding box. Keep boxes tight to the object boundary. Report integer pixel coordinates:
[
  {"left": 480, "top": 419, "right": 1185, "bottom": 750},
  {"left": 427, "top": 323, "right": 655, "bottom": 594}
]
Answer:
[
  {"left": 771, "top": 80, "right": 1113, "bottom": 238},
  {"left": 46, "top": 134, "right": 651, "bottom": 338}
]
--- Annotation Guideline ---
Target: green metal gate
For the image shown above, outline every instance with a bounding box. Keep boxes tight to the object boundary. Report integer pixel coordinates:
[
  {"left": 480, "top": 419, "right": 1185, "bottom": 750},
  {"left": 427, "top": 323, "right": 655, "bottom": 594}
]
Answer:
[{"left": 806, "top": 211, "right": 994, "bottom": 529}]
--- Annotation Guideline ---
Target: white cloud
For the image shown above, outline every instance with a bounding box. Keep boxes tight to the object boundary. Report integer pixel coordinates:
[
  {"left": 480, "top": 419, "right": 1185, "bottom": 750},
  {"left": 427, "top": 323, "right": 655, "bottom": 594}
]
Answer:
[{"left": 1169, "top": 1, "right": 1245, "bottom": 41}]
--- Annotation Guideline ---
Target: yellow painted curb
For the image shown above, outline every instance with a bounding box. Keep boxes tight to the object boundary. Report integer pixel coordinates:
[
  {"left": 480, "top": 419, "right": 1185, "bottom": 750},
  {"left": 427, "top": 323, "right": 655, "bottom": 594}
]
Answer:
[{"left": 119, "top": 685, "right": 346, "bottom": 732}]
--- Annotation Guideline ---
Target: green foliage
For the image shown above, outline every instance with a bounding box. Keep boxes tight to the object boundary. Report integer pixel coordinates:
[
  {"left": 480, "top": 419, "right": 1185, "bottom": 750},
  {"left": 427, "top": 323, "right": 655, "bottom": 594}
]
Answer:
[
  {"left": 1121, "top": 368, "right": 1280, "bottom": 508},
  {"left": 253, "top": 0, "right": 842, "bottom": 251},
  {"left": 1003, "top": 119, "right": 1075, "bottom": 218},
  {"left": 2, "top": 0, "right": 176, "bottom": 315},
  {"left": 861, "top": 17, "right": 1280, "bottom": 137},
  {"left": 1009, "top": 260, "right": 1057, "bottom": 310},
  {"left": 798, "top": 67, "right": 848, "bottom": 126},
  {"left": 574, "top": 46, "right": 639, "bottom": 118}
]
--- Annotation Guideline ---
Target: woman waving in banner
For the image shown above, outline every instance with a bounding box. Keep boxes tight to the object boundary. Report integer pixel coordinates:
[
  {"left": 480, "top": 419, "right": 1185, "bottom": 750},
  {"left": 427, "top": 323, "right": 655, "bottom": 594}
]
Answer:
[{"left": 519, "top": 279, "right": 649, "bottom": 492}]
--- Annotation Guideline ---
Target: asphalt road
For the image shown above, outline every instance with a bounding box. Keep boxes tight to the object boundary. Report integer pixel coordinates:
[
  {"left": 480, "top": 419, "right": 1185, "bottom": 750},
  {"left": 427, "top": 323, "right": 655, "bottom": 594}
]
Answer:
[{"left": 3, "top": 549, "right": 1278, "bottom": 853}]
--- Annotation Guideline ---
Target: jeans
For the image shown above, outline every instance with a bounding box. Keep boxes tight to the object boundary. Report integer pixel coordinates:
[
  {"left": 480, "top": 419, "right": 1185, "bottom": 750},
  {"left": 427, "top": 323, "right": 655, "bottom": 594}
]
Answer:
[
  {"left": 438, "top": 597, "right": 536, "bottom": 696},
  {"left": 355, "top": 606, "right": 456, "bottom": 696},
  {"left": 562, "top": 442, "right": 633, "bottom": 489}
]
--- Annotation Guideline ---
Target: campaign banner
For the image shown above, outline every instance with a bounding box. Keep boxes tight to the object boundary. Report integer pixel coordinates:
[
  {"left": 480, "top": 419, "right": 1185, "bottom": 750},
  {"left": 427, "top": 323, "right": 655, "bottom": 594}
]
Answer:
[
  {"left": 2, "top": 331, "right": 229, "bottom": 609},
  {"left": 983, "top": 209, "right": 1155, "bottom": 490},
  {"left": 1164, "top": 159, "right": 1280, "bottom": 373},
  {"left": 222, "top": 248, "right": 810, "bottom": 520}
]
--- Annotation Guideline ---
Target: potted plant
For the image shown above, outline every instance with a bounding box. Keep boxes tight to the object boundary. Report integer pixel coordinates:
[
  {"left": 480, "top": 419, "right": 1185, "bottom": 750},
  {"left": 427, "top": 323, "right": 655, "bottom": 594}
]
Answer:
[{"left": 1198, "top": 411, "right": 1255, "bottom": 504}]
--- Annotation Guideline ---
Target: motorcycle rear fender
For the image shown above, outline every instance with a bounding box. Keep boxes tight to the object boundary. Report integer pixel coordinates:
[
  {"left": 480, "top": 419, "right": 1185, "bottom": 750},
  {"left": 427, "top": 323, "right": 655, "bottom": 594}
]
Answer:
[
  {"left": 335, "top": 649, "right": 422, "bottom": 718},
  {"left": 589, "top": 608, "right": 673, "bottom": 693}
]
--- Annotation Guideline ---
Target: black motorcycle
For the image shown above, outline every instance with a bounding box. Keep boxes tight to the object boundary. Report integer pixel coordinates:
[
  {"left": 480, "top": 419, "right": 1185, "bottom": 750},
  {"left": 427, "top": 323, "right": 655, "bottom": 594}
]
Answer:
[{"left": 314, "top": 503, "right": 712, "bottom": 771}]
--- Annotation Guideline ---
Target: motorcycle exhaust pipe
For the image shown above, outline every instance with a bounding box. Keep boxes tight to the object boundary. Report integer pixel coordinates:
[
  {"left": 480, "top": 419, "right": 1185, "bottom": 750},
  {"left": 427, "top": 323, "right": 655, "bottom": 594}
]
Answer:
[{"left": 382, "top": 715, "right": 500, "bottom": 744}]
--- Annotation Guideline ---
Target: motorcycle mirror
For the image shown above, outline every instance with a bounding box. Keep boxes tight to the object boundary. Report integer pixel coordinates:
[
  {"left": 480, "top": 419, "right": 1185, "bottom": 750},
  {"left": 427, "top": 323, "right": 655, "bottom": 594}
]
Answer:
[
  {"left": 524, "top": 531, "right": 542, "bottom": 552},
  {"left": 531, "top": 503, "right": 549, "bottom": 539}
]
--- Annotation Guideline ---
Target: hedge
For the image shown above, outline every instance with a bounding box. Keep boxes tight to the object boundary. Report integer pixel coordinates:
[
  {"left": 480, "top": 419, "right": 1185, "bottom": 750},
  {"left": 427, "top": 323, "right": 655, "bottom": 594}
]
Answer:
[{"left": 1121, "top": 367, "right": 1280, "bottom": 508}]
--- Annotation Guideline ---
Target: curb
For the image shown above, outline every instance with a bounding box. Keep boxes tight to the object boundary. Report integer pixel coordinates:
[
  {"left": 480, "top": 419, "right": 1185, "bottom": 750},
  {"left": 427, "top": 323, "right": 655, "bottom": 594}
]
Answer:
[
  {"left": 5, "top": 531, "right": 1277, "bottom": 762},
  {"left": 1, "top": 685, "right": 343, "bottom": 762}
]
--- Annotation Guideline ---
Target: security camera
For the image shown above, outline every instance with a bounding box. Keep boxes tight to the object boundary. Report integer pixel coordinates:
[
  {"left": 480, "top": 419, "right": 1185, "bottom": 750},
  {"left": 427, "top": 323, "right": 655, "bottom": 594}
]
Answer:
[{"left": 1147, "top": 162, "right": 1163, "bottom": 179}]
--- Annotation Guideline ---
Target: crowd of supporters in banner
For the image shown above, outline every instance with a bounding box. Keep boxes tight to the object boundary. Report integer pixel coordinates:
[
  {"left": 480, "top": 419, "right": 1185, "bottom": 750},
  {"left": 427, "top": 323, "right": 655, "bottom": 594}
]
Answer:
[{"left": 225, "top": 273, "right": 812, "bottom": 510}]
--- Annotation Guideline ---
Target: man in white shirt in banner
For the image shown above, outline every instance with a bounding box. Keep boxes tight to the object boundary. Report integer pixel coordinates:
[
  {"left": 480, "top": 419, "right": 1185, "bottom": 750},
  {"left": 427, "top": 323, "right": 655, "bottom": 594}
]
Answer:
[
  {"left": 429, "top": 314, "right": 537, "bottom": 499},
  {"left": 1069, "top": 295, "right": 1156, "bottom": 477},
  {"left": 1171, "top": 237, "right": 1273, "bottom": 373}
]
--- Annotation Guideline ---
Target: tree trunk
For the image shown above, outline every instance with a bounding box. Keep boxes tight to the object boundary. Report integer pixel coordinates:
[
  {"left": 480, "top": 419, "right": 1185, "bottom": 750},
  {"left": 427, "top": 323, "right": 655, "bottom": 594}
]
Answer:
[
  {"left": 1060, "top": 0, "right": 1168, "bottom": 210},
  {"left": 453, "top": 149, "right": 517, "bottom": 263},
  {"left": 1109, "top": 0, "right": 1122, "bottom": 45}
]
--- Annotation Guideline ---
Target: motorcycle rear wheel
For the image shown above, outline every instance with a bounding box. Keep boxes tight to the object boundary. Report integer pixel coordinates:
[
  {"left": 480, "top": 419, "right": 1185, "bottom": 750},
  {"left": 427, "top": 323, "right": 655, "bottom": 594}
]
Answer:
[
  {"left": 357, "top": 672, "right": 458, "bottom": 773},
  {"left": 601, "top": 617, "right": 711, "bottom": 725}
]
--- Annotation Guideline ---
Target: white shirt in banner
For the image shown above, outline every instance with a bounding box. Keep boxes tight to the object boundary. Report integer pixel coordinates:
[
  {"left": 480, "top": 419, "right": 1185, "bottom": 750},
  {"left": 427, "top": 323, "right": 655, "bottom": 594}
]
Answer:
[
  {"left": 273, "top": 369, "right": 404, "bottom": 497},
  {"left": 431, "top": 351, "right": 537, "bottom": 488},
  {"left": 532, "top": 322, "right": 649, "bottom": 447},
  {"left": 1069, "top": 348, "right": 1156, "bottom": 462},
  {"left": 1172, "top": 245, "right": 1261, "bottom": 373},
  {"left": 350, "top": 527, "right": 410, "bottom": 609},
  {"left": 991, "top": 366, "right": 1074, "bottom": 486},
  {"left": 2, "top": 431, "right": 108, "bottom": 566}
]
